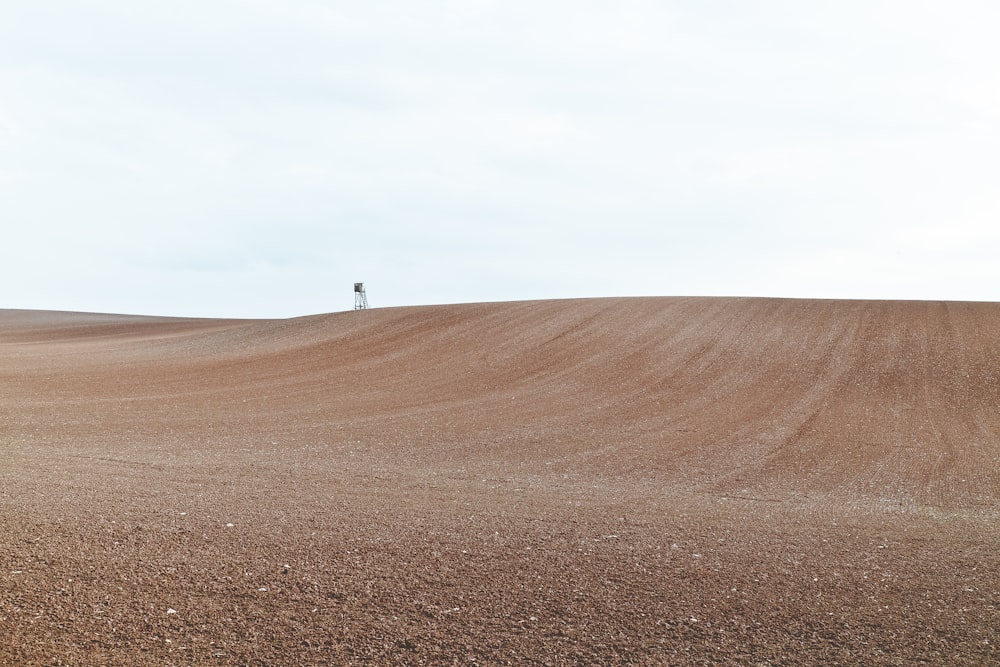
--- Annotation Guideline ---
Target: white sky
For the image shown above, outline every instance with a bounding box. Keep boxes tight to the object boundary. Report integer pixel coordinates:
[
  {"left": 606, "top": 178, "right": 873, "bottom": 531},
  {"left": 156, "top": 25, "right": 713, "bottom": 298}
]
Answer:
[{"left": 2, "top": 1, "right": 1000, "bottom": 317}]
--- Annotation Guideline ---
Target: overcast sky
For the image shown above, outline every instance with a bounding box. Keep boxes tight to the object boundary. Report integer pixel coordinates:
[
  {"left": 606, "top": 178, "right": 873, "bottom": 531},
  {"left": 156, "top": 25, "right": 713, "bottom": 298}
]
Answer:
[{"left": 3, "top": 1, "right": 1000, "bottom": 318}]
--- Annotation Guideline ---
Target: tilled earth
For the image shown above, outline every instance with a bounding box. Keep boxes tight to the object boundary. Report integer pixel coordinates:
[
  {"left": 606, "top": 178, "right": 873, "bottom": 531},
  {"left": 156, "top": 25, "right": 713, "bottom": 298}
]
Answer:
[{"left": 1, "top": 298, "right": 998, "bottom": 665}]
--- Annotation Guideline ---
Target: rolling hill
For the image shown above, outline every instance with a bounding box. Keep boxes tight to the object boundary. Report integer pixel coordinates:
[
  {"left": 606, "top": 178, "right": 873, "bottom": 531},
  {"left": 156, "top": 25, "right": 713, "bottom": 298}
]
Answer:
[{"left": 1, "top": 297, "right": 998, "bottom": 664}]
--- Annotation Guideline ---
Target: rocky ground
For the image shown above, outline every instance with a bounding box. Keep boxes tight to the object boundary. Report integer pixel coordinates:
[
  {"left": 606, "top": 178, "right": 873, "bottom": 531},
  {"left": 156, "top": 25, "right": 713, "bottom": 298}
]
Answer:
[{"left": 1, "top": 298, "right": 998, "bottom": 665}]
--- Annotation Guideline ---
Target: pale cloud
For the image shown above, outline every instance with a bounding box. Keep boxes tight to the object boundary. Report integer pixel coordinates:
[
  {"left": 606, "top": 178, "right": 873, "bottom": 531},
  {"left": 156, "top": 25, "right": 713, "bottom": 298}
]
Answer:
[{"left": 1, "top": 1, "right": 999, "bottom": 316}]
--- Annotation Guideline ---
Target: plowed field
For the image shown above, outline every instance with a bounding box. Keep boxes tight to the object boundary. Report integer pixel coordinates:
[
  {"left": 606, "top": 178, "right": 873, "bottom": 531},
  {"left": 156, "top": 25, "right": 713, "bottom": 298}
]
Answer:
[{"left": 1, "top": 297, "right": 998, "bottom": 665}]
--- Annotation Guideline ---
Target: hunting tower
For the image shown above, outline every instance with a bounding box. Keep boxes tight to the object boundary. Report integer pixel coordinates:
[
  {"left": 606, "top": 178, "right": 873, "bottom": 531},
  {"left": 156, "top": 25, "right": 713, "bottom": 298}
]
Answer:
[{"left": 354, "top": 282, "right": 368, "bottom": 310}]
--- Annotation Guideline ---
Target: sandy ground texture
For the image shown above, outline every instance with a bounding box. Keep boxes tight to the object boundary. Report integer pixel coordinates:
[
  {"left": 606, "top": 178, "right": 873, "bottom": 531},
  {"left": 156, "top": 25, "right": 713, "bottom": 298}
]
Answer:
[{"left": 1, "top": 297, "right": 998, "bottom": 665}]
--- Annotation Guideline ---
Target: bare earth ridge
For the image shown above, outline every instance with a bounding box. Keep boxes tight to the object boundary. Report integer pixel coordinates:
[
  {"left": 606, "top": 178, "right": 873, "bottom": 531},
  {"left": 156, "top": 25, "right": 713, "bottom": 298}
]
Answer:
[{"left": 1, "top": 297, "right": 998, "bottom": 665}]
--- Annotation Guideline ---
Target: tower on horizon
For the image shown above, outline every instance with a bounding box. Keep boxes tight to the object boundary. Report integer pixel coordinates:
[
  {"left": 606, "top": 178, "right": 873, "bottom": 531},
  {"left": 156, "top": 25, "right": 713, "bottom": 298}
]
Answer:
[{"left": 354, "top": 282, "right": 368, "bottom": 310}]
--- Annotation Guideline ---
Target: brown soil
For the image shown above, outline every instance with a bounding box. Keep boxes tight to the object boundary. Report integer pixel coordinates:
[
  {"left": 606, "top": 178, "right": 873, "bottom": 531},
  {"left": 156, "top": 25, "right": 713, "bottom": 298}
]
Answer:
[{"left": 1, "top": 297, "right": 997, "bottom": 665}]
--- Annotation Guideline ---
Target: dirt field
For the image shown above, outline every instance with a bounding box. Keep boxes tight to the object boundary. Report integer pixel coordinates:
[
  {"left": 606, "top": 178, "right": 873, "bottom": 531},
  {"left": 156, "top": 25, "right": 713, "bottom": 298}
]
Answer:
[{"left": 1, "top": 297, "right": 998, "bottom": 665}]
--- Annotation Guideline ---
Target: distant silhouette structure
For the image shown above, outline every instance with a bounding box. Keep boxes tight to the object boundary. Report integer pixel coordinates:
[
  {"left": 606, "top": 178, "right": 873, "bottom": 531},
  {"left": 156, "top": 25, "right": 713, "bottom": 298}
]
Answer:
[{"left": 354, "top": 283, "right": 368, "bottom": 310}]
